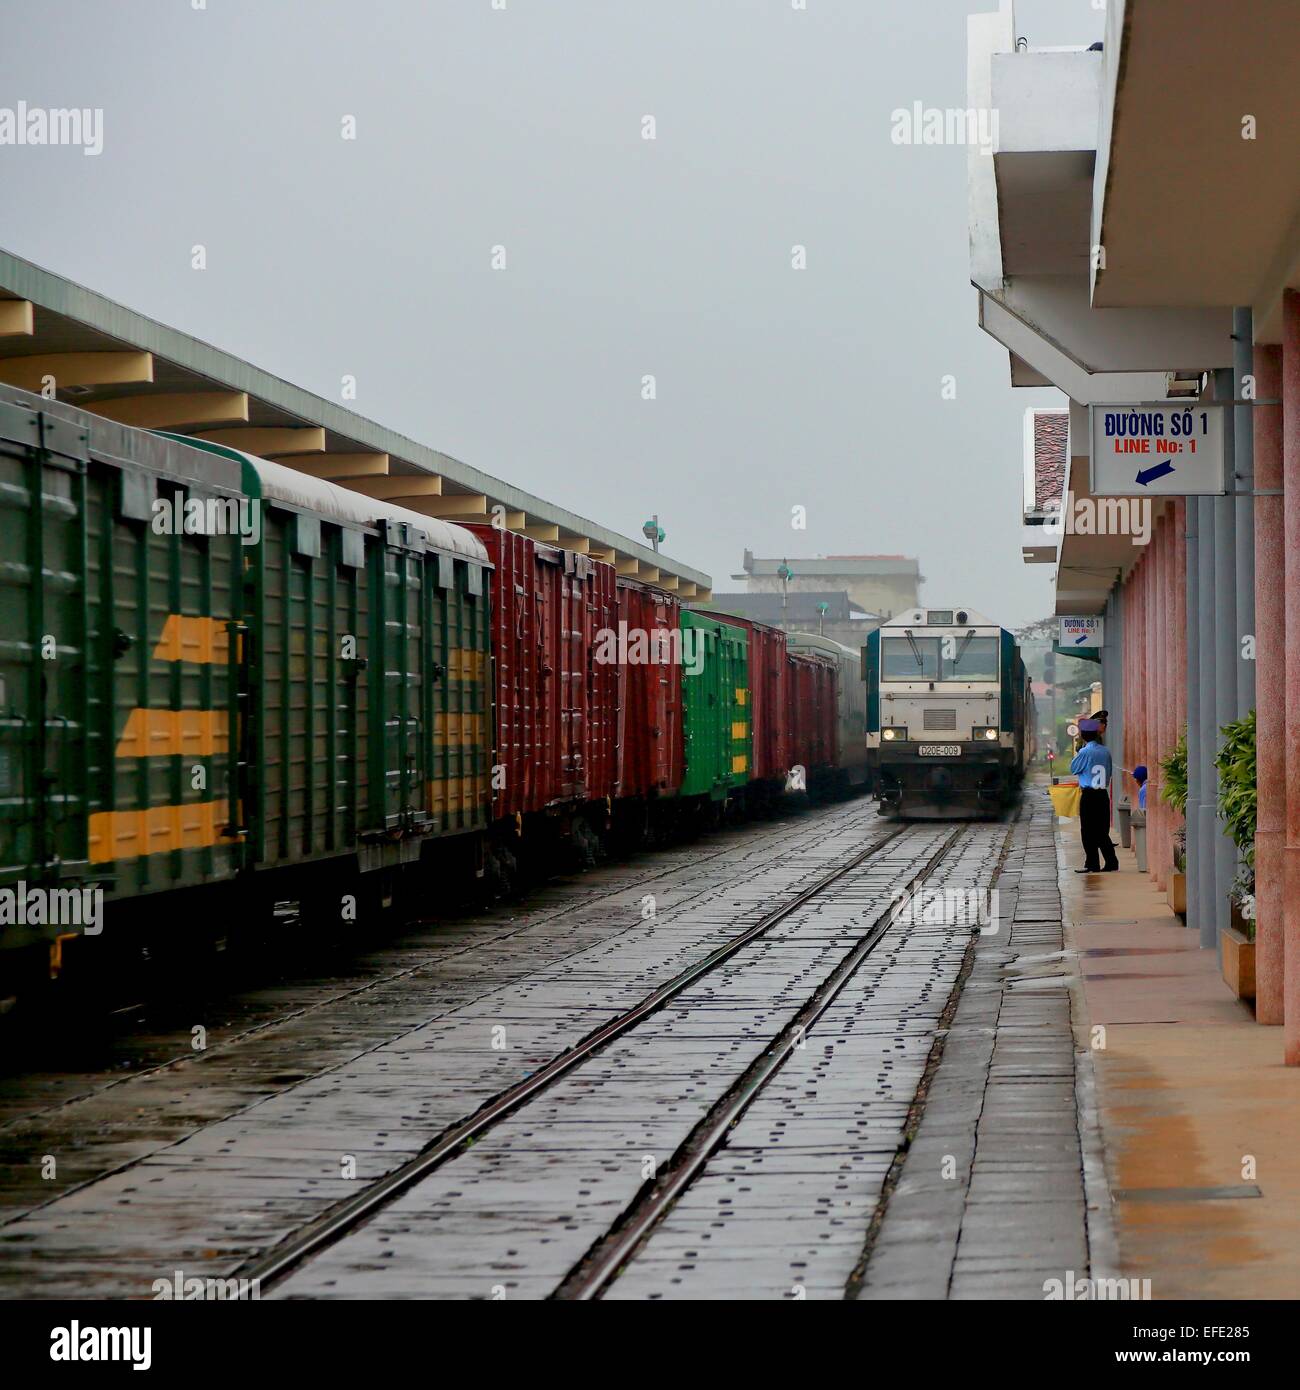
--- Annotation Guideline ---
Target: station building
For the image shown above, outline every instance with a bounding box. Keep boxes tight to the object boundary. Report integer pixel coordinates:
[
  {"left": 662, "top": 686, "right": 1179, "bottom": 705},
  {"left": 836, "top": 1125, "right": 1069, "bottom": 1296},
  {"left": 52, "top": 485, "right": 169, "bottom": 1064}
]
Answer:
[{"left": 967, "top": 0, "right": 1300, "bottom": 1058}]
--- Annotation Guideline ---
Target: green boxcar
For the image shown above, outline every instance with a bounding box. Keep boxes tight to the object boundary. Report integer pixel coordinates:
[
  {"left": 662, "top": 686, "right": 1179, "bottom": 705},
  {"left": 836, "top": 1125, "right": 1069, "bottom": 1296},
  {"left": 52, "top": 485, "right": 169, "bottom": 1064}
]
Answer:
[
  {"left": 0, "top": 398, "right": 248, "bottom": 935},
  {"left": 155, "top": 437, "right": 494, "bottom": 867},
  {"left": 678, "top": 610, "right": 750, "bottom": 800},
  {"left": 0, "top": 391, "right": 491, "bottom": 984}
]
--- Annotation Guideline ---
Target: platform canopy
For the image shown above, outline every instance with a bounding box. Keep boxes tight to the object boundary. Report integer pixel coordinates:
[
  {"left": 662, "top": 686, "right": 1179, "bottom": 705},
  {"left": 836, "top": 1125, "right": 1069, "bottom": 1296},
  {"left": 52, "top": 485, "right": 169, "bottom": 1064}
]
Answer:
[
  {"left": 1090, "top": 0, "right": 1300, "bottom": 344},
  {"left": 0, "top": 249, "right": 709, "bottom": 599}
]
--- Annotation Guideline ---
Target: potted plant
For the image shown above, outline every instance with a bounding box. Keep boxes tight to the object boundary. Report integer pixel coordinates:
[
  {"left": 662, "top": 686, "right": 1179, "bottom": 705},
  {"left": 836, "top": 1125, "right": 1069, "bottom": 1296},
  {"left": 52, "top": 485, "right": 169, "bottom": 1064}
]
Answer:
[
  {"left": 1215, "top": 710, "right": 1257, "bottom": 1001},
  {"left": 1159, "top": 729, "right": 1188, "bottom": 916}
]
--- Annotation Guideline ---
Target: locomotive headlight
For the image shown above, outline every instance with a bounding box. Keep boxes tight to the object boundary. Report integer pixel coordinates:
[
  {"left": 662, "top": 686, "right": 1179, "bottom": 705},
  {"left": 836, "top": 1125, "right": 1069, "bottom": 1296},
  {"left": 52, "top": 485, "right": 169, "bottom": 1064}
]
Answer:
[
  {"left": 973, "top": 726, "right": 999, "bottom": 742},
  {"left": 882, "top": 726, "right": 907, "bottom": 742}
]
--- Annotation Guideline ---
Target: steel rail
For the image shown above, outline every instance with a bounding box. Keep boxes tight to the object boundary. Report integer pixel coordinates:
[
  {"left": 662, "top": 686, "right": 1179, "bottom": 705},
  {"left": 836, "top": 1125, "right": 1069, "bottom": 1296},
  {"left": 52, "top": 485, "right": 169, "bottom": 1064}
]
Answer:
[
  {"left": 236, "top": 815, "right": 914, "bottom": 1291},
  {"left": 552, "top": 824, "right": 969, "bottom": 1300}
]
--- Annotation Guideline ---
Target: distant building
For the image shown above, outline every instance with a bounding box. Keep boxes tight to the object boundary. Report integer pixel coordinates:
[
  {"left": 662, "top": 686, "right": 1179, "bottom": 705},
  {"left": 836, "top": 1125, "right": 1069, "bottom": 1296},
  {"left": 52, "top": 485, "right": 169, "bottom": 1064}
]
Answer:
[
  {"left": 699, "top": 589, "right": 879, "bottom": 648},
  {"left": 705, "top": 590, "right": 877, "bottom": 627},
  {"left": 736, "top": 551, "right": 921, "bottom": 621}
]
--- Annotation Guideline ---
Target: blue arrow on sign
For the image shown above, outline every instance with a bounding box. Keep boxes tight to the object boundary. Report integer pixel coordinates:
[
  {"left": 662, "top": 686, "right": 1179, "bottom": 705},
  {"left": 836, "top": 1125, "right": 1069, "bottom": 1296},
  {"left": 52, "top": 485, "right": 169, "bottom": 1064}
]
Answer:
[
  {"left": 1135, "top": 461, "right": 1176, "bottom": 486},
  {"left": 1074, "top": 634, "right": 1088, "bottom": 645}
]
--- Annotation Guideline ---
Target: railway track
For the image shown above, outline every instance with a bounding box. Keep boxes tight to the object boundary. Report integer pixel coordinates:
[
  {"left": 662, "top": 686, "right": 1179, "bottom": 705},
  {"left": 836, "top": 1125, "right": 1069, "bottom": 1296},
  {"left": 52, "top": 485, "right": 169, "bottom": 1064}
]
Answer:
[
  {"left": 0, "top": 799, "right": 871, "bottom": 1136},
  {"left": 255, "top": 814, "right": 1017, "bottom": 1300},
  {"left": 237, "top": 818, "right": 921, "bottom": 1292},
  {"left": 552, "top": 825, "right": 967, "bottom": 1300},
  {"left": 0, "top": 795, "right": 907, "bottom": 1295}
]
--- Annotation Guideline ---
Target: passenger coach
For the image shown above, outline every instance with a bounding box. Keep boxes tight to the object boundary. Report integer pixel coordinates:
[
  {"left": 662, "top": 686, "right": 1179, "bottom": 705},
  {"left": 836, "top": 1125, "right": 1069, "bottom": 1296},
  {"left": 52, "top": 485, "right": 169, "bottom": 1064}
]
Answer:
[{"left": 863, "top": 607, "right": 1032, "bottom": 818}]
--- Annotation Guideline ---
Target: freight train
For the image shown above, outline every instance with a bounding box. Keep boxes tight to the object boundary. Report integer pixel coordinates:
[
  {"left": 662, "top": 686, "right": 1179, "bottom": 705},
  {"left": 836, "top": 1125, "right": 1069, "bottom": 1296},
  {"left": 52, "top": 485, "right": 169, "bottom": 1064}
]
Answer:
[
  {"left": 863, "top": 607, "right": 1034, "bottom": 818},
  {"left": 0, "top": 388, "right": 867, "bottom": 1004}
]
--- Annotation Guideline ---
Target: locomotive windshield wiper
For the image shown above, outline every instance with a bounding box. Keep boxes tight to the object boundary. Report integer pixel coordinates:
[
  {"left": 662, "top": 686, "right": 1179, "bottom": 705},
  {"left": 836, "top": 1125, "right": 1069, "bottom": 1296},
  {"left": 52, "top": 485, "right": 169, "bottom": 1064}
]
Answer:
[
  {"left": 954, "top": 628, "right": 976, "bottom": 666},
  {"left": 903, "top": 628, "right": 925, "bottom": 669}
]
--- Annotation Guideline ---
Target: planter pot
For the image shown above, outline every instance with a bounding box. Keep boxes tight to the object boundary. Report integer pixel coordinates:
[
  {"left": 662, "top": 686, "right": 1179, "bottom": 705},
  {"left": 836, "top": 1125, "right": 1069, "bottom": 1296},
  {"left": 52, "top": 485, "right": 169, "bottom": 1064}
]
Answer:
[
  {"left": 1221, "top": 924, "right": 1256, "bottom": 1002},
  {"left": 1168, "top": 871, "right": 1187, "bottom": 917}
]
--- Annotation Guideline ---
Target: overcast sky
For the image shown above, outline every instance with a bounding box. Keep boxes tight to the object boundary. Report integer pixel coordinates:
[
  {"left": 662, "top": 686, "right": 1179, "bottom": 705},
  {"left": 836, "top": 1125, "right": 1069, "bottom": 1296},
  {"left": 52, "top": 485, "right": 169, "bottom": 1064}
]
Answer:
[{"left": 1, "top": 0, "right": 1103, "bottom": 630}]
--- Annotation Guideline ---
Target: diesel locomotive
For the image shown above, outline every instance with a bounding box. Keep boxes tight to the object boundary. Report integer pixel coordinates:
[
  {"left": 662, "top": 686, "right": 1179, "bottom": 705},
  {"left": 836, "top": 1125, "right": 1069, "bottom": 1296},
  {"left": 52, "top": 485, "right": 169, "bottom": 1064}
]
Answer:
[{"left": 863, "top": 606, "right": 1033, "bottom": 818}]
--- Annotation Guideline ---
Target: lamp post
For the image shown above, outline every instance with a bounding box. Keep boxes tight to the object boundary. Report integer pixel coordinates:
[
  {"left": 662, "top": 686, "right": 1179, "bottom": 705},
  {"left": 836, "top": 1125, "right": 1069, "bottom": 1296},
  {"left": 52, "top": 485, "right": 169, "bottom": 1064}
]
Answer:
[
  {"left": 777, "top": 560, "right": 793, "bottom": 622},
  {"left": 642, "top": 516, "right": 665, "bottom": 553},
  {"left": 817, "top": 601, "right": 829, "bottom": 636}
]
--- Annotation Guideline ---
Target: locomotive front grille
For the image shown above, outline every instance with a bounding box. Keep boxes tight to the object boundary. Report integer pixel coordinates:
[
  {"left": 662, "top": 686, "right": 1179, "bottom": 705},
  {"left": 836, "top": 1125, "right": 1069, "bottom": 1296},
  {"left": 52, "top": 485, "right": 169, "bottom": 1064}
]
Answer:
[{"left": 922, "top": 708, "right": 958, "bottom": 731}]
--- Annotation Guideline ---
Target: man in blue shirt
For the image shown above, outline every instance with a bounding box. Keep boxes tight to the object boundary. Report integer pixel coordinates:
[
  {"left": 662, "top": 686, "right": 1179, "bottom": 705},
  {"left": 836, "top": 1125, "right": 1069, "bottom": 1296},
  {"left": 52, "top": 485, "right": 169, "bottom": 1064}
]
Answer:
[{"left": 1070, "top": 720, "right": 1119, "bottom": 872}]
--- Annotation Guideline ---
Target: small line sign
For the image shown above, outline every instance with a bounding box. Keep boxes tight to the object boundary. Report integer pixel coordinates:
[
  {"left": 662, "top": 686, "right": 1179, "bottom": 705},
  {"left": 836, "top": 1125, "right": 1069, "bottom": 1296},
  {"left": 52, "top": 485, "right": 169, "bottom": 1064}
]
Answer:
[{"left": 1060, "top": 616, "right": 1103, "bottom": 649}]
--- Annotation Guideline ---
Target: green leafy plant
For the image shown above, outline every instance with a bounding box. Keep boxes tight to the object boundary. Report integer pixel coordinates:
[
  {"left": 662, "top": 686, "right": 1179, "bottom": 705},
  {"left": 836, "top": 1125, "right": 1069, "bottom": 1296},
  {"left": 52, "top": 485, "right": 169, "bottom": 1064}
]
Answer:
[
  {"left": 1158, "top": 726, "right": 1188, "bottom": 818},
  {"left": 1172, "top": 826, "right": 1186, "bottom": 876},
  {"left": 1215, "top": 708, "right": 1256, "bottom": 870}
]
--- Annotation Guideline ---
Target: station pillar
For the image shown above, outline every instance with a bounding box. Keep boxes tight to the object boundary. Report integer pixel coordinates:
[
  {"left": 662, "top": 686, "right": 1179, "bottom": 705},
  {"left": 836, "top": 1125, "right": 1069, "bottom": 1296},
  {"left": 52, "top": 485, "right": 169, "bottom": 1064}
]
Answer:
[
  {"left": 1195, "top": 494, "right": 1217, "bottom": 952},
  {"left": 1185, "top": 499, "right": 1201, "bottom": 941},
  {"left": 1283, "top": 289, "right": 1300, "bottom": 1063},
  {"left": 1254, "top": 342, "right": 1284, "bottom": 1026},
  {"left": 1213, "top": 368, "right": 1239, "bottom": 962}
]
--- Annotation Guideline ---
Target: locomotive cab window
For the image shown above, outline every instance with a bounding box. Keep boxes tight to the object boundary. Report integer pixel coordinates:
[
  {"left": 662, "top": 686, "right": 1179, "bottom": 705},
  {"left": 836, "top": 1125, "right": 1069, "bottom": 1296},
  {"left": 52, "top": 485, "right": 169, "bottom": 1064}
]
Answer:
[
  {"left": 882, "top": 634, "right": 998, "bottom": 682},
  {"left": 945, "top": 635, "right": 998, "bottom": 681},
  {"left": 882, "top": 635, "right": 940, "bottom": 680}
]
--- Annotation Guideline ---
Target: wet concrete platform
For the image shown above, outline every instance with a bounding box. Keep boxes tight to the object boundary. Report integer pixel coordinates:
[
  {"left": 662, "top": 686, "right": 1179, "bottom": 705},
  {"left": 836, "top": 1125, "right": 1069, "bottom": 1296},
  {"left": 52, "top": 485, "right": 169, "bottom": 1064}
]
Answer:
[
  {"left": 859, "top": 796, "right": 1100, "bottom": 1300},
  {"left": 1063, "top": 814, "right": 1300, "bottom": 1300}
]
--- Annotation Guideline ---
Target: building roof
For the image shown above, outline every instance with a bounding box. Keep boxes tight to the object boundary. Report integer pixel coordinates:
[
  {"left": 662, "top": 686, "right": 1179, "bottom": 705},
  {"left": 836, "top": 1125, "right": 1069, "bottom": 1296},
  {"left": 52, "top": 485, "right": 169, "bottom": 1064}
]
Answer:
[
  {"left": 702, "top": 591, "right": 879, "bottom": 625},
  {"left": 740, "top": 550, "right": 919, "bottom": 578},
  {"left": 1031, "top": 409, "right": 1068, "bottom": 512}
]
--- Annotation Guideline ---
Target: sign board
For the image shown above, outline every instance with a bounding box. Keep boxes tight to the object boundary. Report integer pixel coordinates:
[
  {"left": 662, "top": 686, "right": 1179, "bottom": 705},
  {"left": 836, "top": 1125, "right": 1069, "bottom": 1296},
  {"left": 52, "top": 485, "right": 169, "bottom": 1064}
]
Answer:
[
  {"left": 1089, "top": 403, "right": 1225, "bottom": 496},
  {"left": 1059, "top": 616, "right": 1104, "bottom": 650}
]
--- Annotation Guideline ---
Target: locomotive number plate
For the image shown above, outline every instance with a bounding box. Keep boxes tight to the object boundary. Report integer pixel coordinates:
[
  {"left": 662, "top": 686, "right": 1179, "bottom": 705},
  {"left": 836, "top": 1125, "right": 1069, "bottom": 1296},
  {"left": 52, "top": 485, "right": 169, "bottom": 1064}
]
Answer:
[{"left": 918, "top": 745, "right": 961, "bottom": 757}]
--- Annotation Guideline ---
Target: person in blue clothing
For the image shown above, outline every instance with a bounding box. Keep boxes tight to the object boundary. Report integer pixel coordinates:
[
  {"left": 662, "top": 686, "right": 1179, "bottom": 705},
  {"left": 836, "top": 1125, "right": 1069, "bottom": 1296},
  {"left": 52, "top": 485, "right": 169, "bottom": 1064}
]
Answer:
[
  {"left": 1132, "top": 764, "right": 1148, "bottom": 811},
  {"left": 1071, "top": 718, "right": 1119, "bottom": 872}
]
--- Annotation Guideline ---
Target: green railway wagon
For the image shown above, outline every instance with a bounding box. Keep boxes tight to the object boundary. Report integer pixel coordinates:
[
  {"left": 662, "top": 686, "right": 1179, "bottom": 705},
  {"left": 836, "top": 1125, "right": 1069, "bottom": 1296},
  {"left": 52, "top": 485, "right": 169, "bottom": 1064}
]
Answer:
[
  {"left": 678, "top": 610, "right": 750, "bottom": 800},
  {"left": 0, "top": 389, "right": 491, "bottom": 998}
]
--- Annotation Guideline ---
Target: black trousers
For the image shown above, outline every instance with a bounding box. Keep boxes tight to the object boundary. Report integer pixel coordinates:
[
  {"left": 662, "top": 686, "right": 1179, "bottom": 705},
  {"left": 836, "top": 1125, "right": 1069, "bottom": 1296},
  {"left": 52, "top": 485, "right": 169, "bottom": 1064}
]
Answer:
[{"left": 1079, "top": 787, "right": 1118, "bottom": 871}]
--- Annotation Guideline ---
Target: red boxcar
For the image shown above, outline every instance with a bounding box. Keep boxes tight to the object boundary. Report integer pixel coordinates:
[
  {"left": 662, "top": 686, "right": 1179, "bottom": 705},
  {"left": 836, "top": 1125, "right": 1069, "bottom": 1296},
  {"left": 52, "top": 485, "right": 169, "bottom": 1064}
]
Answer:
[
  {"left": 787, "top": 649, "right": 839, "bottom": 782},
  {"left": 468, "top": 526, "right": 618, "bottom": 821},
  {"left": 614, "top": 579, "right": 684, "bottom": 800}
]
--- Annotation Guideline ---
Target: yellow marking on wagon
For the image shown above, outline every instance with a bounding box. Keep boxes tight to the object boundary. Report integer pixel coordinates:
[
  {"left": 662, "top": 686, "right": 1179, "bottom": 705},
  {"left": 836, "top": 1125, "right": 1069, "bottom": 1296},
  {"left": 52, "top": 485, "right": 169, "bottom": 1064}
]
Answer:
[
  {"left": 427, "top": 776, "right": 490, "bottom": 818},
  {"left": 115, "top": 708, "right": 228, "bottom": 757},
  {"left": 446, "top": 648, "right": 487, "bottom": 680},
  {"left": 87, "top": 800, "right": 228, "bottom": 863},
  {"left": 152, "top": 615, "right": 235, "bottom": 664},
  {"left": 432, "top": 712, "right": 488, "bottom": 745}
]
